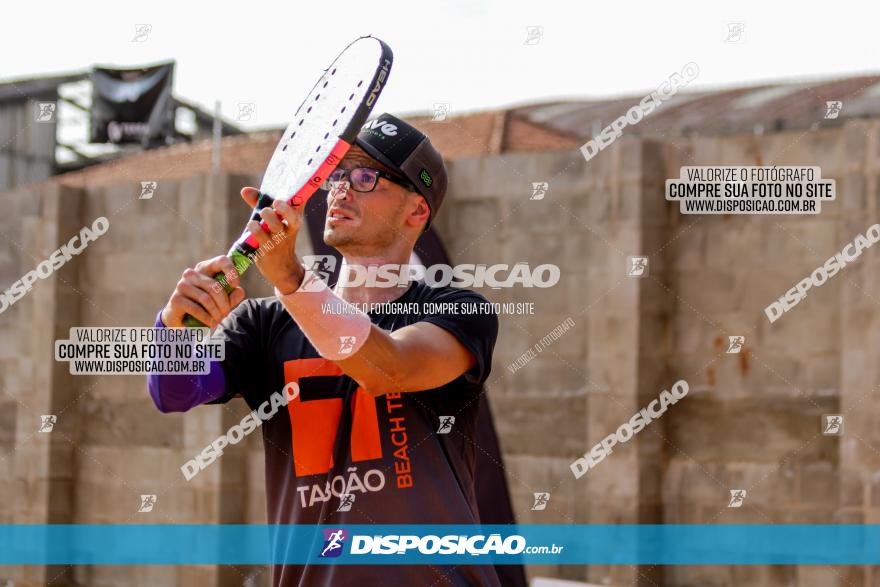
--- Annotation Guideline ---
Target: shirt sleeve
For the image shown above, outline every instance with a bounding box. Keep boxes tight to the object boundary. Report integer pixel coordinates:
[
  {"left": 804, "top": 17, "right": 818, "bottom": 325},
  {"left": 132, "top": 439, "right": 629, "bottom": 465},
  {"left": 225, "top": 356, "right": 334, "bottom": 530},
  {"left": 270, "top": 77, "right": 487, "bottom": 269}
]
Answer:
[
  {"left": 205, "top": 298, "right": 267, "bottom": 408},
  {"left": 419, "top": 289, "right": 499, "bottom": 386},
  {"left": 147, "top": 310, "right": 227, "bottom": 413}
]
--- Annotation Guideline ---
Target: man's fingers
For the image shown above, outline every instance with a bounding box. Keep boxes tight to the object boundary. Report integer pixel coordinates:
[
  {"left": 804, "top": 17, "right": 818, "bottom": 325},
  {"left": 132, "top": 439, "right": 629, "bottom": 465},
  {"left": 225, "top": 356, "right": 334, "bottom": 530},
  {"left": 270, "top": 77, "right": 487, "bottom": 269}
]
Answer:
[
  {"left": 259, "top": 207, "right": 286, "bottom": 234},
  {"left": 173, "top": 293, "right": 216, "bottom": 328},
  {"left": 217, "top": 257, "right": 241, "bottom": 290},
  {"left": 247, "top": 220, "right": 270, "bottom": 247},
  {"left": 178, "top": 279, "right": 224, "bottom": 325},
  {"left": 195, "top": 256, "right": 239, "bottom": 287},
  {"left": 190, "top": 271, "right": 234, "bottom": 315},
  {"left": 272, "top": 199, "right": 302, "bottom": 231},
  {"left": 229, "top": 287, "right": 246, "bottom": 308},
  {"left": 241, "top": 187, "right": 260, "bottom": 208}
]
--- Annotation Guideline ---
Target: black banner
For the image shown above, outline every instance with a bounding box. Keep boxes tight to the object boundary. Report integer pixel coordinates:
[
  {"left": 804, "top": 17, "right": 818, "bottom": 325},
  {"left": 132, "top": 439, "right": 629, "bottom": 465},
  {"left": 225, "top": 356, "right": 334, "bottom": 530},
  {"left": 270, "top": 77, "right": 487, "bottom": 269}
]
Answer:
[{"left": 89, "top": 62, "right": 175, "bottom": 146}]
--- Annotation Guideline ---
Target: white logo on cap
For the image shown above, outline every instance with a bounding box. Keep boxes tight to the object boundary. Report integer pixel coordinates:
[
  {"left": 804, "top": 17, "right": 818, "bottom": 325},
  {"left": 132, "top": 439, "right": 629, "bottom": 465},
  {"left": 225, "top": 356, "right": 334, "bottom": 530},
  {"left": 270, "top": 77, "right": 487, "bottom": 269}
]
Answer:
[{"left": 363, "top": 119, "right": 398, "bottom": 136}]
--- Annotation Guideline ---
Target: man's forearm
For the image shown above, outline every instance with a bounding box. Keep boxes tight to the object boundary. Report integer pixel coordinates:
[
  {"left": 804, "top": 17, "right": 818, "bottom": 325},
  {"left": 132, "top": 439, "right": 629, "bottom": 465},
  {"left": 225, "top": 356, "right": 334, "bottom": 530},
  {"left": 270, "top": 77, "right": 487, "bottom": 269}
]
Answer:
[
  {"left": 277, "top": 290, "right": 400, "bottom": 395},
  {"left": 274, "top": 276, "right": 373, "bottom": 357},
  {"left": 147, "top": 310, "right": 227, "bottom": 413}
]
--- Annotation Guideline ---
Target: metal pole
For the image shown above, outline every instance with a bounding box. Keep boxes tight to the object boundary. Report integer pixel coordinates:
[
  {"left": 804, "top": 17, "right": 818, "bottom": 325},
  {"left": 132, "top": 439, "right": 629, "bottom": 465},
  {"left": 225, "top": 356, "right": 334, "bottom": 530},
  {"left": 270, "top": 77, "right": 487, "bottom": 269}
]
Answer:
[{"left": 212, "top": 100, "right": 221, "bottom": 173}]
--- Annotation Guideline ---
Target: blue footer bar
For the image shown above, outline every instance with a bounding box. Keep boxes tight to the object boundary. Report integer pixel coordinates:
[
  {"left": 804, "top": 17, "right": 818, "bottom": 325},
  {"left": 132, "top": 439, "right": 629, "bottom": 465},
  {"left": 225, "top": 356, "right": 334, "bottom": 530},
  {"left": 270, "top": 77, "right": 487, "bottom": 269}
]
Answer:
[{"left": 1, "top": 525, "right": 879, "bottom": 565}]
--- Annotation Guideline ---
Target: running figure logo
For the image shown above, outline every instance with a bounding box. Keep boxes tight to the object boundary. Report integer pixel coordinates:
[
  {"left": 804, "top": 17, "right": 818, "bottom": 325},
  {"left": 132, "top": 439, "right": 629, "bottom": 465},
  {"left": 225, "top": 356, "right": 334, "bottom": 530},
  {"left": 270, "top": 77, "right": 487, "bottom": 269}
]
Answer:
[
  {"left": 338, "top": 336, "right": 357, "bottom": 355},
  {"left": 235, "top": 102, "right": 256, "bottom": 122},
  {"left": 824, "top": 101, "right": 843, "bottom": 120},
  {"left": 627, "top": 256, "right": 649, "bottom": 277},
  {"left": 531, "top": 492, "right": 550, "bottom": 511},
  {"left": 530, "top": 182, "right": 549, "bottom": 201},
  {"left": 728, "top": 489, "right": 746, "bottom": 508},
  {"left": 139, "top": 181, "right": 158, "bottom": 200},
  {"left": 38, "top": 415, "right": 57, "bottom": 433},
  {"left": 822, "top": 415, "right": 843, "bottom": 435},
  {"left": 437, "top": 416, "right": 455, "bottom": 434},
  {"left": 301, "top": 255, "right": 337, "bottom": 292},
  {"left": 524, "top": 26, "right": 544, "bottom": 45},
  {"left": 132, "top": 24, "right": 152, "bottom": 42},
  {"left": 337, "top": 494, "right": 355, "bottom": 512},
  {"left": 138, "top": 494, "right": 157, "bottom": 513},
  {"left": 328, "top": 179, "right": 351, "bottom": 201},
  {"left": 432, "top": 103, "right": 450, "bottom": 122},
  {"left": 725, "top": 22, "right": 745, "bottom": 43},
  {"left": 726, "top": 336, "right": 745, "bottom": 354},
  {"left": 36, "top": 102, "right": 56, "bottom": 122},
  {"left": 320, "top": 529, "right": 348, "bottom": 558}
]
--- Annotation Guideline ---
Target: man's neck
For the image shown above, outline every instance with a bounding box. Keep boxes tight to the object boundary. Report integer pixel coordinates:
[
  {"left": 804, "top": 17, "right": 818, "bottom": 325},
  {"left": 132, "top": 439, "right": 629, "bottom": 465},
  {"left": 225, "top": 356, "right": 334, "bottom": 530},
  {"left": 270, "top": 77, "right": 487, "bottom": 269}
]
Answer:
[{"left": 334, "top": 253, "right": 415, "bottom": 305}]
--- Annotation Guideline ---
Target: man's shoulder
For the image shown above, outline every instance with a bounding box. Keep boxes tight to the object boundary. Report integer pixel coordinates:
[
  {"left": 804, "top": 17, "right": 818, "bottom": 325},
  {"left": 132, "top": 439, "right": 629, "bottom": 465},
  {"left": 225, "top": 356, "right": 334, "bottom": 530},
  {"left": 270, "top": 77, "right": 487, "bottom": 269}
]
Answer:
[
  {"left": 232, "top": 295, "right": 281, "bottom": 314},
  {"left": 405, "top": 283, "right": 499, "bottom": 333},
  {"left": 228, "top": 295, "right": 290, "bottom": 326},
  {"left": 407, "top": 282, "right": 493, "bottom": 305},
  {"left": 248, "top": 295, "right": 285, "bottom": 310}
]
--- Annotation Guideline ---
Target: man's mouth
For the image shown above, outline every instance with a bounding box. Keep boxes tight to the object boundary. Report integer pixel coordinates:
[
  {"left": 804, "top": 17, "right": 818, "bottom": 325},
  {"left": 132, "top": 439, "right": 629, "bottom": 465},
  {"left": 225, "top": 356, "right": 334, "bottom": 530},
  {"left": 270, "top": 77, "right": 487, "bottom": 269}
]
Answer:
[{"left": 328, "top": 207, "right": 356, "bottom": 223}]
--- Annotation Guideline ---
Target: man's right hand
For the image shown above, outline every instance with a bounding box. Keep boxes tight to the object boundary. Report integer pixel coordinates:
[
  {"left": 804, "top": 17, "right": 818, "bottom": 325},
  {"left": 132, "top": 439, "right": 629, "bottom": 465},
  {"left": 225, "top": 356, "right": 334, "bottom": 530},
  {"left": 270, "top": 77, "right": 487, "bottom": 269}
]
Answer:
[{"left": 161, "top": 256, "right": 246, "bottom": 328}]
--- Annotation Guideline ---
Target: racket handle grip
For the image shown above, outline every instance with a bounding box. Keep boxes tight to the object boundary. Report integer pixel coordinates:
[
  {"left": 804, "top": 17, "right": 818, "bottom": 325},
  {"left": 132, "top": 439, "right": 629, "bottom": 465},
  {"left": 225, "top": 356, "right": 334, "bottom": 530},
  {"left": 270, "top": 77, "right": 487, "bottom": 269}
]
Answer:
[
  {"left": 180, "top": 250, "right": 254, "bottom": 328},
  {"left": 181, "top": 313, "right": 207, "bottom": 328},
  {"left": 181, "top": 271, "right": 231, "bottom": 327}
]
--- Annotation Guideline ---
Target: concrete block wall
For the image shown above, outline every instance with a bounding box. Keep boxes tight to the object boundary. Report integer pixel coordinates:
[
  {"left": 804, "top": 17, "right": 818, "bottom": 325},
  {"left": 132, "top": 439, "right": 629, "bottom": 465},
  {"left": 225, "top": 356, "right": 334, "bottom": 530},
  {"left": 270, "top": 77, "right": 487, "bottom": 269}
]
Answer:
[
  {"left": 436, "top": 122, "right": 880, "bottom": 586},
  {"left": 2, "top": 120, "right": 879, "bottom": 585},
  {"left": 0, "top": 173, "right": 276, "bottom": 587},
  {"left": 437, "top": 139, "right": 673, "bottom": 586},
  {"left": 658, "top": 123, "right": 877, "bottom": 586}
]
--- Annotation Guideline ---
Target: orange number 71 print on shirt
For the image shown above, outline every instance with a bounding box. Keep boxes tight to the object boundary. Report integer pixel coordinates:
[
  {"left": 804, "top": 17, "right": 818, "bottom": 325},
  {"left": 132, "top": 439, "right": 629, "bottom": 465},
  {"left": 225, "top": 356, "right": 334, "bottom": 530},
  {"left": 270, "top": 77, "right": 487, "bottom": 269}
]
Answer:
[{"left": 284, "top": 358, "right": 383, "bottom": 477}]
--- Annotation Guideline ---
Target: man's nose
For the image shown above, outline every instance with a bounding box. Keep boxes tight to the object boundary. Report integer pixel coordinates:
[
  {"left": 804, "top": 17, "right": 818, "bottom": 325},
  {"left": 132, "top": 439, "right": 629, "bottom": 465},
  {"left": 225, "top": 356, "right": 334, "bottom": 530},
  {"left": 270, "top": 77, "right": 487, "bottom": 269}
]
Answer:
[{"left": 328, "top": 181, "right": 352, "bottom": 203}]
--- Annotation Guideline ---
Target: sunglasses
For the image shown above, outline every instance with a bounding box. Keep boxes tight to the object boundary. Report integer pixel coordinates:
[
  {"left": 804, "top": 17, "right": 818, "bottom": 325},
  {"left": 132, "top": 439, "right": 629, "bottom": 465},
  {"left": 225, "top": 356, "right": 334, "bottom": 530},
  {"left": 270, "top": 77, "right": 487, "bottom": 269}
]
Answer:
[{"left": 321, "top": 166, "right": 415, "bottom": 193}]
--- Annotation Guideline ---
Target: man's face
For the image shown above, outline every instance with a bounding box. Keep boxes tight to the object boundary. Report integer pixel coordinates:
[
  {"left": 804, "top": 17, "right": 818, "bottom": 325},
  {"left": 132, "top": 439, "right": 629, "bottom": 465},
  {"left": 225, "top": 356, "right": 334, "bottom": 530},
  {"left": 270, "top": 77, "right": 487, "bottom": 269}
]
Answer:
[{"left": 323, "top": 145, "right": 421, "bottom": 250}]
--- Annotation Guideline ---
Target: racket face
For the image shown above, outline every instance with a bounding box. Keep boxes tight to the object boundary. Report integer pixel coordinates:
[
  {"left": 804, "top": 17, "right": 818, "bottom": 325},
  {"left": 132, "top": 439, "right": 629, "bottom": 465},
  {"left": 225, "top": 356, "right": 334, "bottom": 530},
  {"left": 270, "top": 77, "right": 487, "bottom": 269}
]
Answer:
[{"left": 233, "top": 36, "right": 393, "bottom": 255}]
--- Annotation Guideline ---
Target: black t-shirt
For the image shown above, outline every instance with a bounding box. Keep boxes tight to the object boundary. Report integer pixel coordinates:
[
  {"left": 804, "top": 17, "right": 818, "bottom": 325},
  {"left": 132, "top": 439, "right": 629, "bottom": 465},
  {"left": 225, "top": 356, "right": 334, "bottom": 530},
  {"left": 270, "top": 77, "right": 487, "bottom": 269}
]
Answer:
[{"left": 211, "top": 281, "right": 501, "bottom": 587}]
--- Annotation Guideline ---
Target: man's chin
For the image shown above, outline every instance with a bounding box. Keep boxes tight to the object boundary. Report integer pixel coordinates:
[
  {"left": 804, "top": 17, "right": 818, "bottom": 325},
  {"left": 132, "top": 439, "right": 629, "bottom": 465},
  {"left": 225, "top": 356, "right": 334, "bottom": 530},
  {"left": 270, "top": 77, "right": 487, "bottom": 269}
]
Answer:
[{"left": 323, "top": 225, "right": 354, "bottom": 248}]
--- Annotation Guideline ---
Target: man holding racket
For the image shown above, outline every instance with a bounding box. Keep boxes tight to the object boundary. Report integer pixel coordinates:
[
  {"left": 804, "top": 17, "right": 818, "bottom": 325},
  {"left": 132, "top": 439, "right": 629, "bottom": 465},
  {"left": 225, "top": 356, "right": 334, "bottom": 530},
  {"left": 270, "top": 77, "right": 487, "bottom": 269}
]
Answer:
[{"left": 148, "top": 114, "right": 501, "bottom": 586}]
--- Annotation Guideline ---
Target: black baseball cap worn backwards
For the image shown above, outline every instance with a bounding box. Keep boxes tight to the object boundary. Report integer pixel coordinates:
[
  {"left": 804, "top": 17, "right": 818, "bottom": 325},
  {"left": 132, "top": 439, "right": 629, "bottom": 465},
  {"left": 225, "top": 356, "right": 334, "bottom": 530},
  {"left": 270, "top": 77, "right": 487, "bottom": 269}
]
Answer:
[{"left": 355, "top": 113, "right": 447, "bottom": 228}]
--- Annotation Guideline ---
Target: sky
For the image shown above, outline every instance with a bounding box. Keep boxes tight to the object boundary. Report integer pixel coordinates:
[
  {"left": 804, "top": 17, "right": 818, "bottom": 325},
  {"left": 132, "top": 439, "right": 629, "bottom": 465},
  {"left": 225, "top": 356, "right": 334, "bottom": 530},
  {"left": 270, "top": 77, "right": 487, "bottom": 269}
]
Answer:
[{"left": 2, "top": 0, "right": 878, "bottom": 130}]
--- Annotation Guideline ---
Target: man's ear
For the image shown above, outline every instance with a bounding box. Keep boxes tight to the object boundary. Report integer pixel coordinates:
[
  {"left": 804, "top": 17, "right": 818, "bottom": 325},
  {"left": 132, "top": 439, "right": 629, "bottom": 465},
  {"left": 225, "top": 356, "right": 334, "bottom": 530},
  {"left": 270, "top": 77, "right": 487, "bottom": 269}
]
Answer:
[{"left": 408, "top": 195, "right": 431, "bottom": 229}]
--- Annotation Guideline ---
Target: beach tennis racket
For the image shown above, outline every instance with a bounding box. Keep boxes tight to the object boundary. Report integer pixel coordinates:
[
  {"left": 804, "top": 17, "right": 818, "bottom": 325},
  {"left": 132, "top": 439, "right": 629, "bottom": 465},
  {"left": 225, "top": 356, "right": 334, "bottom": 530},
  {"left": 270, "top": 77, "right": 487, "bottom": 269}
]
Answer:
[{"left": 182, "top": 35, "right": 393, "bottom": 327}]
